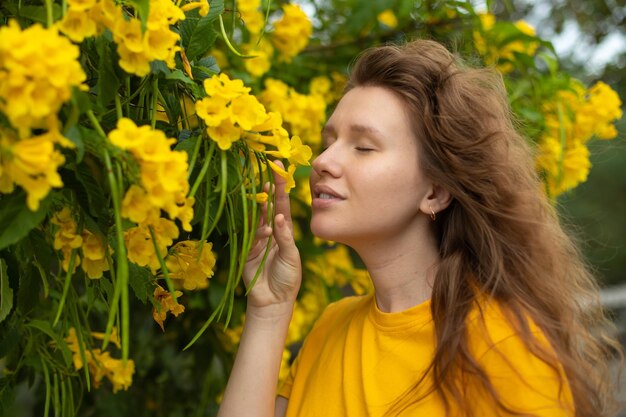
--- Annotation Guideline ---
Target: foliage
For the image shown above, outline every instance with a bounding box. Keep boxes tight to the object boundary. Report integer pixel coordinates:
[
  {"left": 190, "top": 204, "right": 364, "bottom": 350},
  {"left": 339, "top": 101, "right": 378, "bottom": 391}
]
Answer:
[{"left": 0, "top": 0, "right": 622, "bottom": 415}]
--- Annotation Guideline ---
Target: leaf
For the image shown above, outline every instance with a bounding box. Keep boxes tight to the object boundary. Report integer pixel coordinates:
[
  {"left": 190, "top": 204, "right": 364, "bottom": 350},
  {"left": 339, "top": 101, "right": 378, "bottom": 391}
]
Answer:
[
  {"left": 175, "top": 135, "right": 199, "bottom": 161},
  {"left": 0, "top": 259, "right": 13, "bottom": 323},
  {"left": 2, "top": 4, "right": 62, "bottom": 23},
  {"left": 128, "top": 263, "right": 151, "bottom": 304},
  {"left": 166, "top": 69, "right": 195, "bottom": 85},
  {"left": 65, "top": 125, "right": 85, "bottom": 163},
  {"left": 96, "top": 37, "right": 121, "bottom": 109},
  {"left": 27, "top": 320, "right": 73, "bottom": 367},
  {"left": 181, "top": 0, "right": 223, "bottom": 61},
  {"left": 75, "top": 160, "right": 107, "bottom": 218},
  {"left": 0, "top": 191, "right": 51, "bottom": 251}
]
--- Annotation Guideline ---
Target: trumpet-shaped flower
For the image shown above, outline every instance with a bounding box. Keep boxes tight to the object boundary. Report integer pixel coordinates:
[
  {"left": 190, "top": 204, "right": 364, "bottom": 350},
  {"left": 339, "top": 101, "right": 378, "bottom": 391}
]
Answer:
[
  {"left": 271, "top": 4, "right": 312, "bottom": 61},
  {"left": 0, "top": 21, "right": 86, "bottom": 134},
  {"left": 0, "top": 129, "right": 65, "bottom": 210},
  {"left": 165, "top": 240, "right": 217, "bottom": 290},
  {"left": 153, "top": 286, "right": 185, "bottom": 331}
]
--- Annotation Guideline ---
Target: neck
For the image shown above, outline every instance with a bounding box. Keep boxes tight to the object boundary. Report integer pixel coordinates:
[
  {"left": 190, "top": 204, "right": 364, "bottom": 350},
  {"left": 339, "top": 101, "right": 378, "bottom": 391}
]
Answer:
[{"left": 352, "top": 228, "right": 440, "bottom": 313}]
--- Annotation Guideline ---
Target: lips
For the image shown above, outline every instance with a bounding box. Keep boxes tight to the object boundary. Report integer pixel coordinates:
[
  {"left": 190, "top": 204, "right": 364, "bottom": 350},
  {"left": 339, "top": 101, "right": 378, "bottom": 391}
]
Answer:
[{"left": 311, "top": 184, "right": 344, "bottom": 209}]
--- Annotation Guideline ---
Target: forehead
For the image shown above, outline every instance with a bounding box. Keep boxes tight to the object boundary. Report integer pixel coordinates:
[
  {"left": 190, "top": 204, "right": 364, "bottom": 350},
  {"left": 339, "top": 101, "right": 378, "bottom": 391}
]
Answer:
[{"left": 323, "top": 86, "right": 415, "bottom": 141}]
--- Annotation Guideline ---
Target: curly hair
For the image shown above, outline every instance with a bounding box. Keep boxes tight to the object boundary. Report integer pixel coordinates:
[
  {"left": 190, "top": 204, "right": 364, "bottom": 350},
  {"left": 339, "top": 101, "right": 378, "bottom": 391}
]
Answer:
[{"left": 346, "top": 39, "right": 621, "bottom": 417}]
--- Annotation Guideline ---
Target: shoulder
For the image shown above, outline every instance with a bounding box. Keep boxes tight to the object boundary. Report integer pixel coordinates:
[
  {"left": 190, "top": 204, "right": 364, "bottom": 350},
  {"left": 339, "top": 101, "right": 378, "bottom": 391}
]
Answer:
[{"left": 313, "top": 294, "right": 372, "bottom": 330}]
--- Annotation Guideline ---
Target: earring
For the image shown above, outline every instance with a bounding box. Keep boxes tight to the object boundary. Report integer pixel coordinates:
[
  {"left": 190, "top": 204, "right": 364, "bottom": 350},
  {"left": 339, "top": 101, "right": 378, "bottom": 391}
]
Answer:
[{"left": 428, "top": 204, "right": 436, "bottom": 221}]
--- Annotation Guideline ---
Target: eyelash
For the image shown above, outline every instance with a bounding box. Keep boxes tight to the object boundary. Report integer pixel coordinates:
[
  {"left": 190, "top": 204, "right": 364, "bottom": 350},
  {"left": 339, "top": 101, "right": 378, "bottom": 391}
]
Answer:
[{"left": 355, "top": 147, "right": 374, "bottom": 152}]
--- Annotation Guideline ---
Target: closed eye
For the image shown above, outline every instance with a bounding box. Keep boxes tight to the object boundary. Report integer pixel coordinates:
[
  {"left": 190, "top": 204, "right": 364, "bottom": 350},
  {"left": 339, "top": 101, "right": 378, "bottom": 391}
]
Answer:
[{"left": 355, "top": 147, "right": 374, "bottom": 152}]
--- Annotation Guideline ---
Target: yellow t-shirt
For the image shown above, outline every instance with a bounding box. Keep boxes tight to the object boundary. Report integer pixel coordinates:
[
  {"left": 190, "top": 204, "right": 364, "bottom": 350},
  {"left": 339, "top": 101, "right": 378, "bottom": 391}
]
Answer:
[{"left": 278, "top": 294, "right": 573, "bottom": 417}]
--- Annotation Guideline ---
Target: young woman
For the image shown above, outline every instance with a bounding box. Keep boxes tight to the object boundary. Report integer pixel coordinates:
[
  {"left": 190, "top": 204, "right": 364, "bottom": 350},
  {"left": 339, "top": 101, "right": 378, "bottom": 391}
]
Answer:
[{"left": 217, "top": 40, "right": 620, "bottom": 417}]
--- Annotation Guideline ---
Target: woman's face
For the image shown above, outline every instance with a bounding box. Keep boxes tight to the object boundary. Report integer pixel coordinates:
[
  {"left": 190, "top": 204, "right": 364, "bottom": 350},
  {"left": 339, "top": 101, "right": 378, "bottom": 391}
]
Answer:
[{"left": 310, "top": 85, "right": 433, "bottom": 247}]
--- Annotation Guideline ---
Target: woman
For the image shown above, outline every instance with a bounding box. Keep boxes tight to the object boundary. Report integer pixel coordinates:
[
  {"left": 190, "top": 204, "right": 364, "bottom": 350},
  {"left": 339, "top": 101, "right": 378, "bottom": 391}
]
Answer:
[{"left": 217, "top": 40, "right": 620, "bottom": 417}]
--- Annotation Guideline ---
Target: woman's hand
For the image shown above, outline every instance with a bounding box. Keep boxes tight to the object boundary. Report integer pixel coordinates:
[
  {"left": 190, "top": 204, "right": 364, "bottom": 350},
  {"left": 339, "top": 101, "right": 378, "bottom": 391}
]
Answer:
[{"left": 243, "top": 161, "right": 302, "bottom": 314}]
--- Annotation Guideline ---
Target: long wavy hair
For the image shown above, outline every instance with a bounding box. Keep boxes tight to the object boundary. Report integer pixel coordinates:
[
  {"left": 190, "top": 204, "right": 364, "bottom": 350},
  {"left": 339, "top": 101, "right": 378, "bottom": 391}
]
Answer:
[{"left": 346, "top": 40, "right": 621, "bottom": 417}]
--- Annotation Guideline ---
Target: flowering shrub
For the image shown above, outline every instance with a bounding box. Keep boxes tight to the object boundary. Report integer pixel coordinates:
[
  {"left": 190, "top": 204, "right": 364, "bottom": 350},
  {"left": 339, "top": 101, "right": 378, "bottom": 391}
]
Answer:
[{"left": 0, "top": 1, "right": 621, "bottom": 415}]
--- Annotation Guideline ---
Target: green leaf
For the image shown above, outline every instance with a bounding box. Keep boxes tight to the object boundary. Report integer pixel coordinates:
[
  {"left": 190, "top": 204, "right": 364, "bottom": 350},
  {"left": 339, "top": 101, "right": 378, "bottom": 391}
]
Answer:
[
  {"left": 65, "top": 125, "right": 85, "bottom": 163},
  {"left": 2, "top": 4, "right": 62, "bottom": 23},
  {"left": 75, "top": 160, "right": 108, "bottom": 218},
  {"left": 166, "top": 69, "right": 196, "bottom": 85},
  {"left": 0, "top": 259, "right": 13, "bottom": 323},
  {"left": 175, "top": 135, "right": 200, "bottom": 161},
  {"left": 128, "top": 263, "right": 151, "bottom": 304},
  {"left": 0, "top": 191, "right": 51, "bottom": 251},
  {"left": 27, "top": 320, "right": 73, "bottom": 367},
  {"left": 186, "top": 16, "right": 219, "bottom": 61},
  {"left": 96, "top": 37, "right": 121, "bottom": 109}
]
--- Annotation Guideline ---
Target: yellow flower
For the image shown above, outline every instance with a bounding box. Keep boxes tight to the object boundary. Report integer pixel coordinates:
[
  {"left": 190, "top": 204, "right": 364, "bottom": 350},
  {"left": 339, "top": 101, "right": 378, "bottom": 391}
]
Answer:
[
  {"left": 207, "top": 119, "right": 243, "bottom": 150},
  {"left": 57, "top": 9, "right": 98, "bottom": 42},
  {"left": 165, "top": 240, "right": 216, "bottom": 290},
  {"left": 231, "top": 93, "right": 268, "bottom": 130},
  {"left": 81, "top": 229, "right": 111, "bottom": 279},
  {"left": 0, "top": 129, "right": 66, "bottom": 211},
  {"left": 180, "top": 0, "right": 210, "bottom": 16},
  {"left": 271, "top": 4, "right": 312, "bottom": 61},
  {"left": 195, "top": 96, "right": 232, "bottom": 127},
  {"left": 67, "top": 0, "right": 98, "bottom": 11},
  {"left": 121, "top": 185, "right": 160, "bottom": 224},
  {"left": 152, "top": 286, "right": 185, "bottom": 331},
  {"left": 109, "top": 119, "right": 193, "bottom": 227},
  {"left": 247, "top": 192, "right": 269, "bottom": 203},
  {"left": 268, "top": 161, "right": 296, "bottom": 193},
  {"left": 238, "top": 0, "right": 265, "bottom": 34},
  {"left": 204, "top": 73, "right": 250, "bottom": 99},
  {"left": 101, "top": 357, "right": 135, "bottom": 393},
  {"left": 125, "top": 219, "right": 179, "bottom": 272},
  {"left": 377, "top": 10, "right": 398, "bottom": 28},
  {"left": 0, "top": 21, "right": 86, "bottom": 134},
  {"left": 243, "top": 39, "right": 274, "bottom": 78}
]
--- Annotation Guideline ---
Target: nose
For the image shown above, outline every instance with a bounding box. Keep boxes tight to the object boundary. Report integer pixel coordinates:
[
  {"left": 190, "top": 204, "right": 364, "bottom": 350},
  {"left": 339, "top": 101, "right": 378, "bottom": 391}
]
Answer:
[{"left": 312, "top": 144, "right": 341, "bottom": 178}]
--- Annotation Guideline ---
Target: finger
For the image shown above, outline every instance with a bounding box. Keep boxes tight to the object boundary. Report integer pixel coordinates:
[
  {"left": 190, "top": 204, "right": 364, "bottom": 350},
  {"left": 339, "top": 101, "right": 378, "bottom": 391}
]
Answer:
[
  {"left": 270, "top": 160, "right": 294, "bottom": 231},
  {"left": 247, "top": 224, "right": 272, "bottom": 260},
  {"left": 273, "top": 213, "right": 299, "bottom": 267}
]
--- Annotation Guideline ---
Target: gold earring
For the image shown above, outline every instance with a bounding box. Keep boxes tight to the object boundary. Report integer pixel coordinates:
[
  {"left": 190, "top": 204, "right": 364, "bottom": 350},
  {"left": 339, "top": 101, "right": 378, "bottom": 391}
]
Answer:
[{"left": 428, "top": 204, "right": 436, "bottom": 221}]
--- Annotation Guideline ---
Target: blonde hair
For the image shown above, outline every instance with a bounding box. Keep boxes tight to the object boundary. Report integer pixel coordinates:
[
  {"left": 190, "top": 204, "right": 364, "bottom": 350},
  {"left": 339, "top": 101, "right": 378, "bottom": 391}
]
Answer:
[{"left": 347, "top": 39, "right": 621, "bottom": 417}]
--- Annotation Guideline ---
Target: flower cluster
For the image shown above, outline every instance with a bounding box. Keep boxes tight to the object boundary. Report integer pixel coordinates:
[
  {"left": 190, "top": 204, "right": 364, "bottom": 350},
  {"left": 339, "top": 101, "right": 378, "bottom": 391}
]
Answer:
[
  {"left": 165, "top": 240, "right": 217, "bottom": 290},
  {"left": 195, "top": 73, "right": 313, "bottom": 192},
  {"left": 51, "top": 208, "right": 111, "bottom": 279},
  {"left": 306, "top": 244, "right": 372, "bottom": 296},
  {"left": 109, "top": 118, "right": 194, "bottom": 271},
  {"left": 0, "top": 21, "right": 86, "bottom": 134},
  {"left": 238, "top": 0, "right": 265, "bottom": 35},
  {"left": 66, "top": 328, "right": 134, "bottom": 392},
  {"left": 271, "top": 4, "right": 312, "bottom": 61},
  {"left": 535, "top": 80, "right": 623, "bottom": 196},
  {"left": 260, "top": 78, "right": 329, "bottom": 146},
  {"left": 0, "top": 129, "right": 67, "bottom": 211},
  {"left": 152, "top": 286, "right": 185, "bottom": 331},
  {"left": 59, "top": 0, "right": 186, "bottom": 76},
  {"left": 474, "top": 13, "right": 539, "bottom": 74}
]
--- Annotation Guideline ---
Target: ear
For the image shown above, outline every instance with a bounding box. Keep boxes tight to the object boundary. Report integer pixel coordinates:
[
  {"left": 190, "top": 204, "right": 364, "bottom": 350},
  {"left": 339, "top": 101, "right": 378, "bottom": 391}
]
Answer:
[{"left": 419, "top": 184, "right": 452, "bottom": 218}]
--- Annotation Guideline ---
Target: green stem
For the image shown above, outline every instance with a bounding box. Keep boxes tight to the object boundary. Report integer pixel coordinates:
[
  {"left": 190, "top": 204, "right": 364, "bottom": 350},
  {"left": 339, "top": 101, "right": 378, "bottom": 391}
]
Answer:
[
  {"left": 115, "top": 93, "right": 123, "bottom": 120},
  {"left": 52, "top": 249, "right": 78, "bottom": 327},
  {"left": 218, "top": 14, "right": 257, "bottom": 58},
  {"left": 189, "top": 140, "right": 215, "bottom": 198},
  {"left": 187, "top": 135, "right": 204, "bottom": 180},
  {"left": 148, "top": 226, "right": 178, "bottom": 304},
  {"left": 41, "top": 356, "right": 51, "bottom": 417},
  {"left": 44, "top": 0, "right": 53, "bottom": 27},
  {"left": 151, "top": 76, "right": 159, "bottom": 128},
  {"left": 102, "top": 147, "right": 130, "bottom": 361},
  {"left": 201, "top": 150, "right": 228, "bottom": 241},
  {"left": 125, "top": 77, "right": 131, "bottom": 117}
]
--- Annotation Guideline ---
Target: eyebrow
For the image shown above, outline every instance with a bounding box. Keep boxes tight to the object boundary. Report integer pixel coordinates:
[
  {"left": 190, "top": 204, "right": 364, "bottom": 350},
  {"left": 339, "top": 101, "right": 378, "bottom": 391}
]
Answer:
[{"left": 322, "top": 123, "right": 384, "bottom": 140}]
